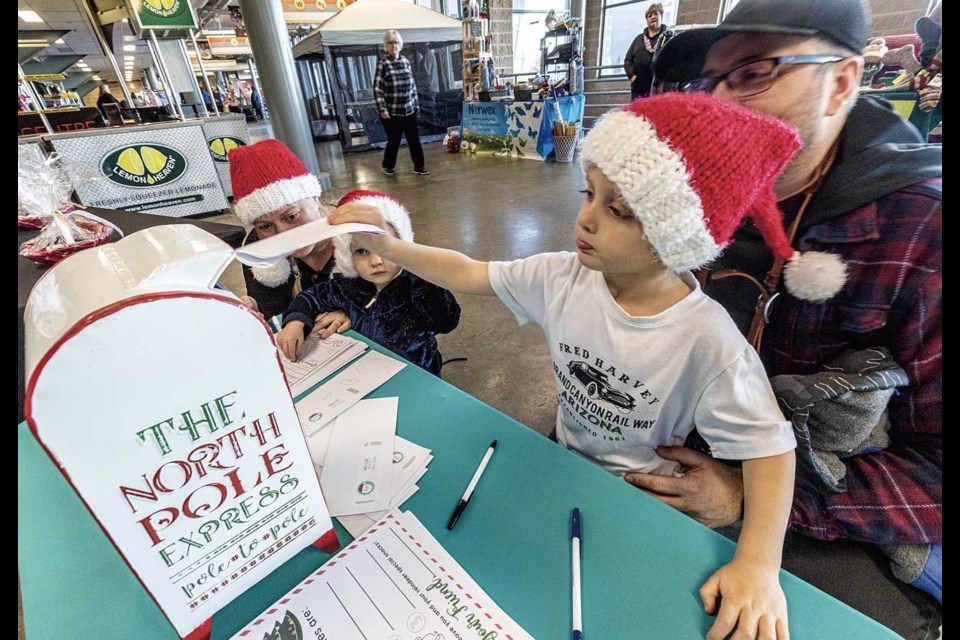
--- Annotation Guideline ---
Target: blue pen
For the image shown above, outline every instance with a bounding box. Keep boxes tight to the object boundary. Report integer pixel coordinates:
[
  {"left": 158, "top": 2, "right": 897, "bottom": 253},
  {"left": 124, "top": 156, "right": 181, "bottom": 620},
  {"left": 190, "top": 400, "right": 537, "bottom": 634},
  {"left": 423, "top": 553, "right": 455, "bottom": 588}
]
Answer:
[{"left": 571, "top": 507, "right": 583, "bottom": 640}]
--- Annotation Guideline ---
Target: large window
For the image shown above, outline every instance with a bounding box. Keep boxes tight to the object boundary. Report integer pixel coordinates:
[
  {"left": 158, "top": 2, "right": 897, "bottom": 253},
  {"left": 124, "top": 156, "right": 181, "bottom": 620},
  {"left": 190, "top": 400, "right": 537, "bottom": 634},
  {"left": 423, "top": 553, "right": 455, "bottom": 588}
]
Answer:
[
  {"left": 599, "top": 0, "right": 677, "bottom": 77},
  {"left": 513, "top": 0, "right": 571, "bottom": 75}
]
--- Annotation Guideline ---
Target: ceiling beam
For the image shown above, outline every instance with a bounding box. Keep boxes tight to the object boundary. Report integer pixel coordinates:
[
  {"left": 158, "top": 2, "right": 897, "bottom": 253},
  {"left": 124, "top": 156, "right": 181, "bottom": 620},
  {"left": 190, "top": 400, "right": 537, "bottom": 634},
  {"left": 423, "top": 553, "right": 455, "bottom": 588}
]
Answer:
[{"left": 22, "top": 55, "right": 85, "bottom": 76}]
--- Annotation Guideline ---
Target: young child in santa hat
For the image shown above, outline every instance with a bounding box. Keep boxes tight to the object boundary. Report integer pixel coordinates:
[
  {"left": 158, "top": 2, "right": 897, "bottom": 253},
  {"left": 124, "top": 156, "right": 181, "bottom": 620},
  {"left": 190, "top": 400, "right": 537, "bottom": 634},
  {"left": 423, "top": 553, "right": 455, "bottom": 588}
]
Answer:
[
  {"left": 330, "top": 92, "right": 852, "bottom": 638},
  {"left": 276, "top": 190, "right": 461, "bottom": 376}
]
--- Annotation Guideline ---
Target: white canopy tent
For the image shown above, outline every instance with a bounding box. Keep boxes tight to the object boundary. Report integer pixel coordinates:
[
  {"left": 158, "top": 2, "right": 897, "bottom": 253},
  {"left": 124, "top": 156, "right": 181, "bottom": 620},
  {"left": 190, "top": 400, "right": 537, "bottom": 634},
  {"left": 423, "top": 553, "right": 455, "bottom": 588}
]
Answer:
[{"left": 293, "top": 0, "right": 462, "bottom": 55}]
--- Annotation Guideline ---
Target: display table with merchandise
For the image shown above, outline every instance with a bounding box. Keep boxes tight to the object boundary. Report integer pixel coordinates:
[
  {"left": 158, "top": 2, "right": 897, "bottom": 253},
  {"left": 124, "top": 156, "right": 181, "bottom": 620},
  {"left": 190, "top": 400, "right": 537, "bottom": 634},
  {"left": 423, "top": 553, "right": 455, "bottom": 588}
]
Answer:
[{"left": 460, "top": 94, "right": 585, "bottom": 160}]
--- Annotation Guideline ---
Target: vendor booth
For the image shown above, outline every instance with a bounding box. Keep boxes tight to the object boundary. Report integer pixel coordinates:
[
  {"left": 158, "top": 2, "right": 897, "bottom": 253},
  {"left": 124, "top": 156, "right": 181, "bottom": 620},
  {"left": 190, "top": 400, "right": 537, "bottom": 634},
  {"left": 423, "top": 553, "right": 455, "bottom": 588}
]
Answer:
[
  {"left": 460, "top": 94, "right": 585, "bottom": 160},
  {"left": 35, "top": 115, "right": 251, "bottom": 218},
  {"left": 292, "top": 0, "right": 463, "bottom": 152}
]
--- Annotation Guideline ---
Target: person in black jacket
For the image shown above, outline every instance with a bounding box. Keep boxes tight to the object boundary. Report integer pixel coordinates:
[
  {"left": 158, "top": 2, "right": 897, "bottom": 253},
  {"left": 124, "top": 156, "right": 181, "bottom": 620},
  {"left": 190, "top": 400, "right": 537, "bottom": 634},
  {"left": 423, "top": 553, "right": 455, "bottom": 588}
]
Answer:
[
  {"left": 228, "top": 139, "right": 338, "bottom": 320},
  {"left": 623, "top": 3, "right": 674, "bottom": 99},
  {"left": 96, "top": 83, "right": 121, "bottom": 116},
  {"left": 277, "top": 190, "right": 460, "bottom": 376}
]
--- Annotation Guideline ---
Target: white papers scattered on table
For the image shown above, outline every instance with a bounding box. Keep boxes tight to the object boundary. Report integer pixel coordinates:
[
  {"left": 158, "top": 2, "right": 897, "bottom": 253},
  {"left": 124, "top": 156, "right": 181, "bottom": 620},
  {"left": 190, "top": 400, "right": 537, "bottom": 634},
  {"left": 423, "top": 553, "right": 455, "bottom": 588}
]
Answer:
[
  {"left": 295, "top": 349, "right": 406, "bottom": 435},
  {"left": 304, "top": 395, "right": 433, "bottom": 533},
  {"left": 337, "top": 436, "right": 433, "bottom": 537},
  {"left": 231, "top": 510, "right": 534, "bottom": 640},
  {"left": 280, "top": 332, "right": 368, "bottom": 396},
  {"left": 234, "top": 218, "right": 385, "bottom": 267},
  {"left": 320, "top": 397, "right": 398, "bottom": 517}
]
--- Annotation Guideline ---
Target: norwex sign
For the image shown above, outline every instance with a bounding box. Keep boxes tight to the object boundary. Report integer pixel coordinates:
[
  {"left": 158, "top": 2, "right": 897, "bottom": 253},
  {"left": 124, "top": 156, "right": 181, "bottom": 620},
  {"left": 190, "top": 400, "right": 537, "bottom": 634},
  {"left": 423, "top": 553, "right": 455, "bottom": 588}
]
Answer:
[{"left": 461, "top": 101, "right": 509, "bottom": 136}]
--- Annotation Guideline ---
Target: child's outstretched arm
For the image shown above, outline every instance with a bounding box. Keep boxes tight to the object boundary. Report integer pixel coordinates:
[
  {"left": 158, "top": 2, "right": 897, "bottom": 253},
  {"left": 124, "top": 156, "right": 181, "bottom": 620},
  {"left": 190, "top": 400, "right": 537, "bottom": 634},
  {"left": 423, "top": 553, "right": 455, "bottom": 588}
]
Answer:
[
  {"left": 700, "top": 451, "right": 795, "bottom": 640},
  {"left": 329, "top": 204, "right": 494, "bottom": 296}
]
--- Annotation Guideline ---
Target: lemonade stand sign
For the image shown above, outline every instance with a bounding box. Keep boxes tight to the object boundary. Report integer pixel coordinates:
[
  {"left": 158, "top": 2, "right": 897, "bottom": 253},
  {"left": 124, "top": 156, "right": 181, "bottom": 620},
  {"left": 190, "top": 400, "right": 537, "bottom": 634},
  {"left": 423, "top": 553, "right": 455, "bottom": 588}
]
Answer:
[
  {"left": 127, "top": 0, "right": 198, "bottom": 32},
  {"left": 48, "top": 122, "right": 228, "bottom": 217},
  {"left": 200, "top": 115, "right": 250, "bottom": 199}
]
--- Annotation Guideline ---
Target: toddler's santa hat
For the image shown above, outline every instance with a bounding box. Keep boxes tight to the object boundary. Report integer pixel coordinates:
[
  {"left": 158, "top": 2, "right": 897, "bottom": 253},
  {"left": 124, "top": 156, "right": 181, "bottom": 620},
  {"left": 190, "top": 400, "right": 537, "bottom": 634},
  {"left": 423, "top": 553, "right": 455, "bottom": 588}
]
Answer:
[
  {"left": 581, "top": 92, "right": 847, "bottom": 302},
  {"left": 229, "top": 139, "right": 325, "bottom": 287},
  {"left": 333, "top": 189, "right": 414, "bottom": 278}
]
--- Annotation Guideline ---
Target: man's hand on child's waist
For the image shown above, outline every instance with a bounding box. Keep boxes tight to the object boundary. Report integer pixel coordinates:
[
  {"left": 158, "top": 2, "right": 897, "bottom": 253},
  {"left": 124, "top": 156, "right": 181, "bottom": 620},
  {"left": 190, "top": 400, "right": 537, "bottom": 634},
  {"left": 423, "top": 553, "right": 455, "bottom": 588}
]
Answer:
[{"left": 624, "top": 446, "right": 744, "bottom": 528}]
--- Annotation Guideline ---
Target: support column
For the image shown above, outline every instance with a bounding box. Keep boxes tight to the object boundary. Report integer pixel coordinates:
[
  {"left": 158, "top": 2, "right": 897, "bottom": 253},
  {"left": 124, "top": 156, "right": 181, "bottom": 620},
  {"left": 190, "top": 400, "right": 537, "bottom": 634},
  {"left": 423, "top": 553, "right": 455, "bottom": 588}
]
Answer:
[
  {"left": 79, "top": 0, "right": 133, "bottom": 106},
  {"left": 238, "top": 0, "right": 327, "bottom": 184},
  {"left": 189, "top": 30, "right": 219, "bottom": 115},
  {"left": 148, "top": 33, "right": 185, "bottom": 120}
]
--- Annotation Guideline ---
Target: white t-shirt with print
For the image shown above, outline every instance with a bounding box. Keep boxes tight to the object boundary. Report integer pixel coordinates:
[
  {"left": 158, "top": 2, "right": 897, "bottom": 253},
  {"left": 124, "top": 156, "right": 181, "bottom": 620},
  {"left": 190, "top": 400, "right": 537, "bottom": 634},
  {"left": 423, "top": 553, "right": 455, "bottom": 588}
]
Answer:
[{"left": 489, "top": 252, "right": 796, "bottom": 476}]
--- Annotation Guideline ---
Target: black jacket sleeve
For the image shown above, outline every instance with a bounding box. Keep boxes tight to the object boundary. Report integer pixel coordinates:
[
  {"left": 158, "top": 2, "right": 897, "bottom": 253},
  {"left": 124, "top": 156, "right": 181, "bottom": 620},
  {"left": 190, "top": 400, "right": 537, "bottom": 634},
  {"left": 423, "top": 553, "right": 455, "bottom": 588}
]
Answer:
[
  {"left": 282, "top": 280, "right": 344, "bottom": 335},
  {"left": 242, "top": 263, "right": 296, "bottom": 320},
  {"left": 410, "top": 280, "right": 461, "bottom": 334},
  {"left": 623, "top": 35, "right": 642, "bottom": 78}
]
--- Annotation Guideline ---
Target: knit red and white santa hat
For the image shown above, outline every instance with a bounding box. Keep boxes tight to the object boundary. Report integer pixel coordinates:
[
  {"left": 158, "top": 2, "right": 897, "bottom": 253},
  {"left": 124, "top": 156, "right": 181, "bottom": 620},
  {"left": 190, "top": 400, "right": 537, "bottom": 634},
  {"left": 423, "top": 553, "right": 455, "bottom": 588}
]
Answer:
[
  {"left": 581, "top": 92, "right": 847, "bottom": 302},
  {"left": 332, "top": 189, "right": 414, "bottom": 278},
  {"left": 229, "top": 138, "right": 323, "bottom": 228},
  {"left": 229, "top": 139, "right": 325, "bottom": 287}
]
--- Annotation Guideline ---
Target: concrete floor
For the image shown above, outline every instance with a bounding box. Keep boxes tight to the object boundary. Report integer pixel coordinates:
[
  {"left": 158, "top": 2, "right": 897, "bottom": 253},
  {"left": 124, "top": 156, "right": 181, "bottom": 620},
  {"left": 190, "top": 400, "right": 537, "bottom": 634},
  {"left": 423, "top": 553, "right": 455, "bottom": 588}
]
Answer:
[{"left": 214, "top": 126, "right": 587, "bottom": 437}]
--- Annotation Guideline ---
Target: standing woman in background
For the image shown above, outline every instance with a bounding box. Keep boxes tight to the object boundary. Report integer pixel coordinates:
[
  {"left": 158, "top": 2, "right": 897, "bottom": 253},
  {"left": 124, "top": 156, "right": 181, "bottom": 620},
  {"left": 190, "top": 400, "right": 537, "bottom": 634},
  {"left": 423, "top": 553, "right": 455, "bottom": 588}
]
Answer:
[
  {"left": 374, "top": 30, "right": 430, "bottom": 176},
  {"left": 623, "top": 3, "right": 674, "bottom": 99}
]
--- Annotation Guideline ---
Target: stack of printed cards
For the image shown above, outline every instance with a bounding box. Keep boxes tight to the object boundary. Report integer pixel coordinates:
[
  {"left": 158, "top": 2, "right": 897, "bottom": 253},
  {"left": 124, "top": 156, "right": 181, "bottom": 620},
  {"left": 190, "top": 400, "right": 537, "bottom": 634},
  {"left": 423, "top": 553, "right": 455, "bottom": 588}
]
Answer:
[
  {"left": 279, "top": 332, "right": 368, "bottom": 396},
  {"left": 294, "top": 349, "right": 406, "bottom": 433},
  {"left": 304, "top": 397, "right": 433, "bottom": 537}
]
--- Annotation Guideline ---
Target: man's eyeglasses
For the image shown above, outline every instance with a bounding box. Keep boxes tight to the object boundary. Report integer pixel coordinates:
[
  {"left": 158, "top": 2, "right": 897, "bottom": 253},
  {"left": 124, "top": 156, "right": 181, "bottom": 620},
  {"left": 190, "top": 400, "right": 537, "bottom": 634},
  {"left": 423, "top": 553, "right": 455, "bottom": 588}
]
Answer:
[{"left": 683, "top": 55, "right": 845, "bottom": 98}]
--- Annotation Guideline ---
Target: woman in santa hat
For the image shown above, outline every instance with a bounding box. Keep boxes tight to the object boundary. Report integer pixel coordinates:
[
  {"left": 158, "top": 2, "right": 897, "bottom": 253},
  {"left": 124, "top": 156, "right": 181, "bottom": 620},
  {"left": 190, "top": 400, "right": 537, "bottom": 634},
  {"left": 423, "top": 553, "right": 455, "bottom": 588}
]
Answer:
[{"left": 228, "top": 139, "right": 343, "bottom": 330}]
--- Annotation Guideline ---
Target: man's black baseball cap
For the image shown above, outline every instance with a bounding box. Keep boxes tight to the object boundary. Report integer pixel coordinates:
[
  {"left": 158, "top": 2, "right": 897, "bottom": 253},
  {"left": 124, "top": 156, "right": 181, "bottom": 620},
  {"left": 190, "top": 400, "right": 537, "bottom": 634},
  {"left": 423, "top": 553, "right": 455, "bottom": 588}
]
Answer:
[{"left": 653, "top": 0, "right": 872, "bottom": 84}]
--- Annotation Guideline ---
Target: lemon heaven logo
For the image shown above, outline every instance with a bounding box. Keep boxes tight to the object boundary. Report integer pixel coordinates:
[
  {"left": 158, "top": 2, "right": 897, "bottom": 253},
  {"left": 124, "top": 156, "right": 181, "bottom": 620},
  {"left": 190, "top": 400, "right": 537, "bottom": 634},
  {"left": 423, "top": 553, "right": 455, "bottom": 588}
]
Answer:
[
  {"left": 208, "top": 136, "right": 245, "bottom": 162},
  {"left": 102, "top": 144, "right": 187, "bottom": 188},
  {"left": 140, "top": 0, "right": 186, "bottom": 19}
]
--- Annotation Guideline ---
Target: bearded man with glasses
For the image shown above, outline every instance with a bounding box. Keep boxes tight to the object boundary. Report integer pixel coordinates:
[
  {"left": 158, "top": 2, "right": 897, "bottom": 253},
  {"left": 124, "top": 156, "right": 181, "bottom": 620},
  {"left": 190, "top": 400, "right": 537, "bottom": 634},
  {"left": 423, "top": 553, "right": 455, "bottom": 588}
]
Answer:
[{"left": 632, "top": 1, "right": 943, "bottom": 638}]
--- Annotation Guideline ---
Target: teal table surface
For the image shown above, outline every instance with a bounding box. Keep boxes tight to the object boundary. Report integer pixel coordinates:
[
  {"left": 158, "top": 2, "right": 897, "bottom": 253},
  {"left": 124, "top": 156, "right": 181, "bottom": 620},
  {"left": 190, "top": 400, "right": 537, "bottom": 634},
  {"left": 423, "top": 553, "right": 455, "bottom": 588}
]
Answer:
[{"left": 18, "top": 337, "right": 898, "bottom": 639}]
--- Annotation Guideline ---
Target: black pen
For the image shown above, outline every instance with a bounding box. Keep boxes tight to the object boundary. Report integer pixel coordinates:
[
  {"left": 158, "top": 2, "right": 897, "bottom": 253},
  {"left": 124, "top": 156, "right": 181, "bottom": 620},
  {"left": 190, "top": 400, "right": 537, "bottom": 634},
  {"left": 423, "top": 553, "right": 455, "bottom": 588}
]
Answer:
[{"left": 447, "top": 440, "right": 497, "bottom": 530}]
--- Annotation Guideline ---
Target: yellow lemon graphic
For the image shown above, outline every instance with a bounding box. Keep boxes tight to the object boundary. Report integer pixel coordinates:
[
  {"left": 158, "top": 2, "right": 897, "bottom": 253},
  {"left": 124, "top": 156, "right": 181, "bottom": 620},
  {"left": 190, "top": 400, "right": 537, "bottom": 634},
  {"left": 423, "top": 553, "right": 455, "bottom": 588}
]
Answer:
[
  {"left": 210, "top": 139, "right": 226, "bottom": 156},
  {"left": 144, "top": 0, "right": 164, "bottom": 9},
  {"left": 117, "top": 148, "right": 145, "bottom": 176},
  {"left": 140, "top": 146, "right": 168, "bottom": 174},
  {"left": 223, "top": 138, "right": 239, "bottom": 153},
  {"left": 161, "top": 0, "right": 177, "bottom": 9}
]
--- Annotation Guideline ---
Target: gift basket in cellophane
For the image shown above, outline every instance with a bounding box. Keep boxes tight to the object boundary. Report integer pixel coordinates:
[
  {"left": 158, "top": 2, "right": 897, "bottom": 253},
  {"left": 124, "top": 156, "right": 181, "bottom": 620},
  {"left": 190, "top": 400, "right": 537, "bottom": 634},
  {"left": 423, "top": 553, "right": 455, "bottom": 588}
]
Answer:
[{"left": 18, "top": 144, "right": 120, "bottom": 264}]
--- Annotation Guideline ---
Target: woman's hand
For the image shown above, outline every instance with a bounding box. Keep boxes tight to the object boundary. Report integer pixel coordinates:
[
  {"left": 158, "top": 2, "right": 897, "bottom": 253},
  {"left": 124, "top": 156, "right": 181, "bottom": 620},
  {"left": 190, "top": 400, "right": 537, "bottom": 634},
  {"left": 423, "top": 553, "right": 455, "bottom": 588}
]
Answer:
[
  {"left": 239, "top": 295, "right": 259, "bottom": 313},
  {"left": 276, "top": 321, "right": 305, "bottom": 362},
  {"left": 380, "top": 110, "right": 390, "bottom": 119},
  {"left": 310, "top": 311, "right": 352, "bottom": 339},
  {"left": 630, "top": 75, "right": 637, "bottom": 83}
]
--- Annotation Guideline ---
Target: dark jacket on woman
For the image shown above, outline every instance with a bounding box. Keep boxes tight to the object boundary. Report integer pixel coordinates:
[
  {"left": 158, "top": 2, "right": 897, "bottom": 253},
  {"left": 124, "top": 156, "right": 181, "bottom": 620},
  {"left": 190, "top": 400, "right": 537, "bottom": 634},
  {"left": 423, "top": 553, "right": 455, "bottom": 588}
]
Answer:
[
  {"left": 282, "top": 271, "right": 461, "bottom": 376},
  {"left": 241, "top": 228, "right": 336, "bottom": 319},
  {"left": 623, "top": 28, "right": 674, "bottom": 98}
]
